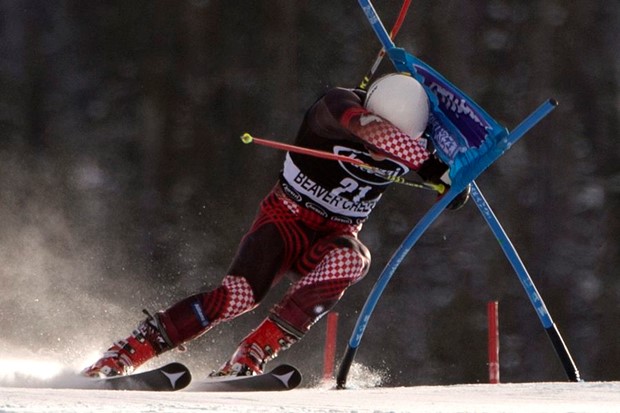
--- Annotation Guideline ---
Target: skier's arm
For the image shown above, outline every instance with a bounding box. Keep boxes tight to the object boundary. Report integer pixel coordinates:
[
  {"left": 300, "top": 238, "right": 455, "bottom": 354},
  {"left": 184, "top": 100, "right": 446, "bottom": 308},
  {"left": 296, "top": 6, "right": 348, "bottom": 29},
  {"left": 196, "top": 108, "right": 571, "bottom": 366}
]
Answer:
[
  {"left": 309, "top": 87, "right": 451, "bottom": 180},
  {"left": 341, "top": 108, "right": 432, "bottom": 170},
  {"left": 320, "top": 89, "right": 431, "bottom": 171}
]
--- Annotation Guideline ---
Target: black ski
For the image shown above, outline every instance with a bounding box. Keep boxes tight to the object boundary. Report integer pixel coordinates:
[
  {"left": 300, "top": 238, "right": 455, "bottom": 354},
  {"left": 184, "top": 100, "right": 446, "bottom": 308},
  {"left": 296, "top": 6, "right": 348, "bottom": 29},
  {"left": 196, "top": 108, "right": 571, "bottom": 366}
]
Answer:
[
  {"left": 189, "top": 364, "right": 301, "bottom": 392},
  {"left": 89, "top": 362, "right": 192, "bottom": 391}
]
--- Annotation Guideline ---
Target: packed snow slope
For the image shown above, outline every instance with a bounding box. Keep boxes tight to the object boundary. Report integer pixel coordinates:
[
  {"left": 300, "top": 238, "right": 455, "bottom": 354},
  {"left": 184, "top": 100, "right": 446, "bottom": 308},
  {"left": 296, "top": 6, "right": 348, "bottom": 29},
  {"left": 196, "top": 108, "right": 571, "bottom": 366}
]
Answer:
[
  {"left": 0, "top": 358, "right": 618, "bottom": 413},
  {"left": 1, "top": 356, "right": 619, "bottom": 412},
  {"left": 1, "top": 381, "right": 620, "bottom": 413}
]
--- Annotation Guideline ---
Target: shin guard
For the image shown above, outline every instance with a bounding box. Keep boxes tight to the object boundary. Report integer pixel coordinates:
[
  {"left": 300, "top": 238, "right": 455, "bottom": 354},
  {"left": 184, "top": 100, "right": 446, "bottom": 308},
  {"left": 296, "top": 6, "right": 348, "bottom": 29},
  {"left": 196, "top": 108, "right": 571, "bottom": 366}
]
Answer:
[{"left": 157, "top": 275, "right": 257, "bottom": 346}]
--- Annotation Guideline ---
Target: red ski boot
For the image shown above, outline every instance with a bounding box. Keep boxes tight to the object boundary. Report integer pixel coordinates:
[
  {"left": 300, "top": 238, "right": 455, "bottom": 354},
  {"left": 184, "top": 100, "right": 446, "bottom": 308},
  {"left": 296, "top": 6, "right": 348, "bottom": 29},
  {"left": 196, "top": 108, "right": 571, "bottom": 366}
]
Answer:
[
  {"left": 211, "top": 318, "right": 298, "bottom": 377},
  {"left": 82, "top": 312, "right": 173, "bottom": 377}
]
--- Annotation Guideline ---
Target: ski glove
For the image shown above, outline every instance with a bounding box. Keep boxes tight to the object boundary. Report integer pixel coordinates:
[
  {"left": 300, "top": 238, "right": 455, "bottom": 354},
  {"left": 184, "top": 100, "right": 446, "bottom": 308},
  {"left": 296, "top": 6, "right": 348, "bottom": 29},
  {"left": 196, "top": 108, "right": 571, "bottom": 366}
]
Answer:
[
  {"left": 416, "top": 153, "right": 449, "bottom": 185},
  {"left": 417, "top": 154, "right": 470, "bottom": 211}
]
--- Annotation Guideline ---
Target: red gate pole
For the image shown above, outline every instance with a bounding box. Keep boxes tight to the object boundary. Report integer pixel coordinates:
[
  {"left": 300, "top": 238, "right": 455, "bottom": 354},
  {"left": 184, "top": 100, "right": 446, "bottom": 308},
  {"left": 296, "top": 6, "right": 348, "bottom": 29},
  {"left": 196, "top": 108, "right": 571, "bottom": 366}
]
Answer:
[
  {"left": 323, "top": 312, "right": 339, "bottom": 381},
  {"left": 488, "top": 301, "right": 500, "bottom": 383}
]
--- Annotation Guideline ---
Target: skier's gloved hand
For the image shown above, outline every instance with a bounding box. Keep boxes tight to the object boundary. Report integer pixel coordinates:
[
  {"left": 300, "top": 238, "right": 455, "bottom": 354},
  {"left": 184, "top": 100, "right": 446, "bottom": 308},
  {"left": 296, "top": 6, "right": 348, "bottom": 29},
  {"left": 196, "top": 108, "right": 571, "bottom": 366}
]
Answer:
[
  {"left": 416, "top": 154, "right": 449, "bottom": 186},
  {"left": 417, "top": 154, "right": 470, "bottom": 211}
]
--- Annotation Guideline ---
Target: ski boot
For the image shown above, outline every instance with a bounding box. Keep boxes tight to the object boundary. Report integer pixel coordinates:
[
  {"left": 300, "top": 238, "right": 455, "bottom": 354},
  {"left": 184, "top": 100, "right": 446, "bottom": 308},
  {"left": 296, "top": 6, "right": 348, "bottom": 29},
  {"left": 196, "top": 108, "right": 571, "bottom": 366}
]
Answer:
[
  {"left": 82, "top": 311, "right": 173, "bottom": 378},
  {"left": 211, "top": 318, "right": 298, "bottom": 377}
]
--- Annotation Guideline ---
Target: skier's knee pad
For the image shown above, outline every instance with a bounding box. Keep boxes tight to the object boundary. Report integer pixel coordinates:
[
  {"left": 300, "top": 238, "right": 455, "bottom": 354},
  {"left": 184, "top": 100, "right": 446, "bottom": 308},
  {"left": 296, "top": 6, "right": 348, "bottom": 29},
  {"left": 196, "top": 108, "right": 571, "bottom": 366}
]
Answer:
[
  {"left": 294, "top": 234, "right": 371, "bottom": 282},
  {"left": 272, "top": 242, "right": 370, "bottom": 335},
  {"left": 332, "top": 235, "right": 371, "bottom": 282}
]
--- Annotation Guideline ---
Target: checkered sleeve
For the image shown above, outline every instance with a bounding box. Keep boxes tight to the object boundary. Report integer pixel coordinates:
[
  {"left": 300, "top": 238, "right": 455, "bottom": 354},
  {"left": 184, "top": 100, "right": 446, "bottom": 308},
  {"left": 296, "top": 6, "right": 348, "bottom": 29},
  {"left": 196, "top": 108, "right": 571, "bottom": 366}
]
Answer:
[{"left": 341, "top": 107, "right": 430, "bottom": 170}]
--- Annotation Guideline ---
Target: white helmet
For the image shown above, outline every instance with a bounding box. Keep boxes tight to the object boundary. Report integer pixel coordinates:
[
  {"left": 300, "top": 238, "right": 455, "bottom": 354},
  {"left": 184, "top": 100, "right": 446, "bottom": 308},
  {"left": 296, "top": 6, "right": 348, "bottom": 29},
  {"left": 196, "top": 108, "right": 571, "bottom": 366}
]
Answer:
[{"left": 364, "top": 73, "right": 430, "bottom": 138}]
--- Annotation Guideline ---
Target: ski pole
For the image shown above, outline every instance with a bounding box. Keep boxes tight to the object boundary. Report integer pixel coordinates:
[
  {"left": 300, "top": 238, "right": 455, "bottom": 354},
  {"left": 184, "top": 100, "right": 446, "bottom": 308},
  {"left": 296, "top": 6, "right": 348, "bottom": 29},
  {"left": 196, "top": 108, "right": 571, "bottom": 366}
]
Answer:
[
  {"left": 240, "top": 133, "right": 444, "bottom": 193},
  {"left": 241, "top": 133, "right": 369, "bottom": 166},
  {"left": 358, "top": 0, "right": 412, "bottom": 90}
]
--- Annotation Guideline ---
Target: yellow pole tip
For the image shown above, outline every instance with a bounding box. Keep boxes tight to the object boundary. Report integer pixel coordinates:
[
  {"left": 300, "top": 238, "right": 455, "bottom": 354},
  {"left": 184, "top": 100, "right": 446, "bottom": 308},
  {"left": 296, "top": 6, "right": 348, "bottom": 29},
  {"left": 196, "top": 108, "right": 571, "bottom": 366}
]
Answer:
[{"left": 240, "top": 133, "right": 253, "bottom": 144}]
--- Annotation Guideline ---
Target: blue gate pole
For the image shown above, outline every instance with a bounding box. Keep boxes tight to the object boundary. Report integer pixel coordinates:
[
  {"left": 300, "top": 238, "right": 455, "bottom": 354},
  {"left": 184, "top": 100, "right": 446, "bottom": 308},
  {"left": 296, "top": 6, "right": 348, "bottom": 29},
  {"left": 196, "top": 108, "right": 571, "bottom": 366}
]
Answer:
[{"left": 470, "top": 182, "right": 581, "bottom": 382}]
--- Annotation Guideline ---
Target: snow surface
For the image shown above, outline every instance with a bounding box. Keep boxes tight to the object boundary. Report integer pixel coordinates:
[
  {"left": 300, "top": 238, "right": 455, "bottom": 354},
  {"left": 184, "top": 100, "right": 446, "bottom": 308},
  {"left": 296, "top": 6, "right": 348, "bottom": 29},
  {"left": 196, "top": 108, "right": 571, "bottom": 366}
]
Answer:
[
  {"left": 0, "top": 359, "right": 619, "bottom": 413},
  {"left": 2, "top": 381, "right": 620, "bottom": 413}
]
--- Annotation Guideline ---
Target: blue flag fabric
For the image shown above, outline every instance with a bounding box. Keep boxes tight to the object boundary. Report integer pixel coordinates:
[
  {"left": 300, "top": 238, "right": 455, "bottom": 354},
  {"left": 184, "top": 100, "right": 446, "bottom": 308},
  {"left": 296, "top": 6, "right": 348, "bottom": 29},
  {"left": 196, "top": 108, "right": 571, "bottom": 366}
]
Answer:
[{"left": 387, "top": 48, "right": 509, "bottom": 186}]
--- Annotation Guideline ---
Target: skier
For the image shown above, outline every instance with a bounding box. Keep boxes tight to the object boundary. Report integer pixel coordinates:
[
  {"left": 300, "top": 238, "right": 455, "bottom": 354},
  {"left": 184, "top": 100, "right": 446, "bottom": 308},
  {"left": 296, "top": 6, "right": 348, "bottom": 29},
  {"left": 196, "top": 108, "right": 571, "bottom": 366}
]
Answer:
[{"left": 83, "top": 73, "right": 470, "bottom": 378}]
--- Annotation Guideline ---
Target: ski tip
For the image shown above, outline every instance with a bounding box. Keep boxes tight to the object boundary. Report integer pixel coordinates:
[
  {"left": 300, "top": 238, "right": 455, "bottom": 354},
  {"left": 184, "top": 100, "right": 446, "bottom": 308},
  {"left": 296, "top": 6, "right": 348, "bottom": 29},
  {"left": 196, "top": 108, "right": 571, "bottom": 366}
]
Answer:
[
  {"left": 549, "top": 98, "right": 559, "bottom": 107},
  {"left": 269, "top": 364, "right": 302, "bottom": 390},
  {"left": 160, "top": 362, "right": 192, "bottom": 390}
]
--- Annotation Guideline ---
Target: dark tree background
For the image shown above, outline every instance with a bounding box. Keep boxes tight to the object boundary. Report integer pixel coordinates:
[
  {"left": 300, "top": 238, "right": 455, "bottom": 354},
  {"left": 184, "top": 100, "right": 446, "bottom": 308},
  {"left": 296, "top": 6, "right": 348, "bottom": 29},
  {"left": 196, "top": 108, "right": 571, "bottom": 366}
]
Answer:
[{"left": 0, "top": 1, "right": 618, "bottom": 386}]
